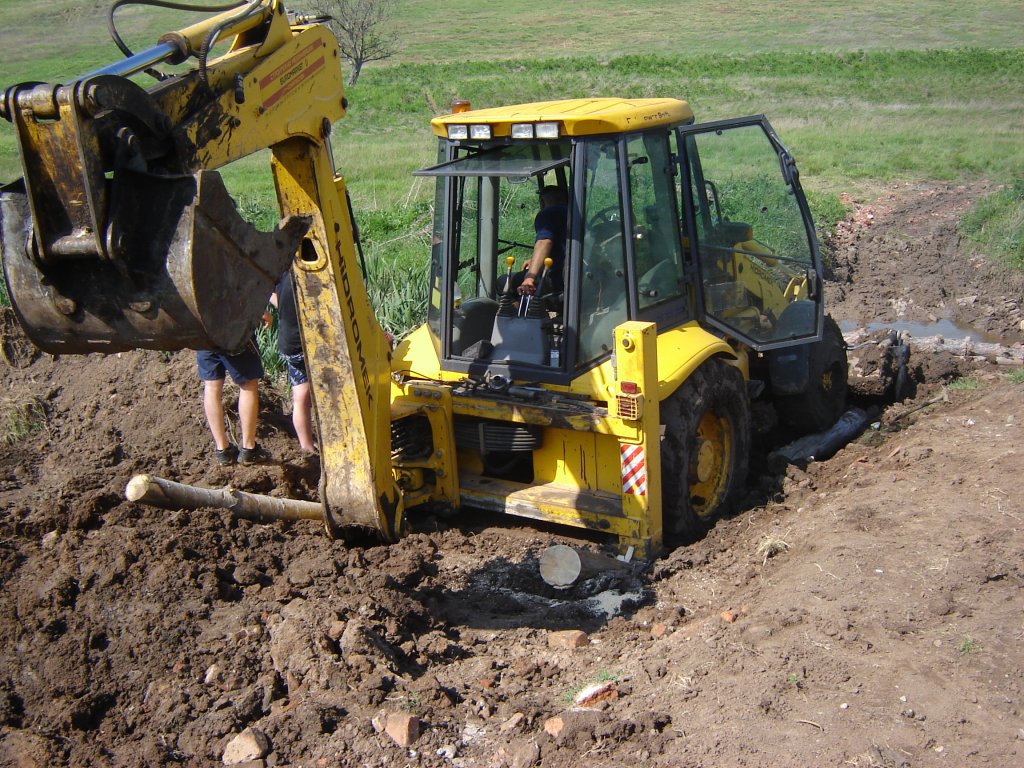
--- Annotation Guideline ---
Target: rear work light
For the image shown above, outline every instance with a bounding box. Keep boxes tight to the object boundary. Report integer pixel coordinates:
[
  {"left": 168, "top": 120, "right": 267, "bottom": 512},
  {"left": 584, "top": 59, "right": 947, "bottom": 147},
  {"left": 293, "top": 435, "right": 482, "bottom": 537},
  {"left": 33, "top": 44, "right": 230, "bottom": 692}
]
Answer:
[
  {"left": 469, "top": 124, "right": 493, "bottom": 140},
  {"left": 511, "top": 123, "right": 534, "bottom": 139}
]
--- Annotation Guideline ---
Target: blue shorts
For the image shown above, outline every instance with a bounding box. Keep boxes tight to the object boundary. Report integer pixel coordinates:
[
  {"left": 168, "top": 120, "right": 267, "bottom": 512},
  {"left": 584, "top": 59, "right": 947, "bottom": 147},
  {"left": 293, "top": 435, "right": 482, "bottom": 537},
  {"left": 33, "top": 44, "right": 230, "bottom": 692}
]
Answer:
[
  {"left": 282, "top": 351, "right": 308, "bottom": 387},
  {"left": 196, "top": 343, "right": 263, "bottom": 385}
]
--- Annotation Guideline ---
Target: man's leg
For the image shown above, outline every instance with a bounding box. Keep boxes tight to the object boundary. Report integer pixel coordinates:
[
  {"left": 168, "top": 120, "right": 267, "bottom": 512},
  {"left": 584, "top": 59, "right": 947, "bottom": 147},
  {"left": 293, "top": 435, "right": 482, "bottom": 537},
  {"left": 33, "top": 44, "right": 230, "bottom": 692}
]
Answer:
[
  {"left": 203, "top": 378, "right": 231, "bottom": 450},
  {"left": 291, "top": 381, "right": 316, "bottom": 452},
  {"left": 237, "top": 378, "right": 259, "bottom": 451}
]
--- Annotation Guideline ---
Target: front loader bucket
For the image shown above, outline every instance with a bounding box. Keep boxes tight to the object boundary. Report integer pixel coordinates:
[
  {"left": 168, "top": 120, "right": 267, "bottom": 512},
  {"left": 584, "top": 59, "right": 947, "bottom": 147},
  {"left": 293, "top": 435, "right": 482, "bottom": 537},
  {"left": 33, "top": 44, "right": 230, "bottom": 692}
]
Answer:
[{"left": 0, "top": 169, "right": 309, "bottom": 355}]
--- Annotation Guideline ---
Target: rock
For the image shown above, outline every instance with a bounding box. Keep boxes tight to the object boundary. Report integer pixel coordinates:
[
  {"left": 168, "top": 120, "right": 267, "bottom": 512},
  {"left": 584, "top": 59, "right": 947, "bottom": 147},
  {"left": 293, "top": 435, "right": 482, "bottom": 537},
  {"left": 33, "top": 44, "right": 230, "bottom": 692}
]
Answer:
[
  {"left": 500, "top": 712, "right": 525, "bottom": 732},
  {"left": 222, "top": 727, "right": 270, "bottom": 765},
  {"left": 437, "top": 744, "right": 458, "bottom": 759},
  {"left": 385, "top": 712, "right": 420, "bottom": 747},
  {"left": 547, "top": 629, "right": 589, "bottom": 649},
  {"left": 371, "top": 709, "right": 388, "bottom": 734},
  {"left": 720, "top": 610, "right": 738, "bottom": 623},
  {"left": 508, "top": 738, "right": 540, "bottom": 768},
  {"left": 573, "top": 681, "right": 618, "bottom": 710},
  {"left": 327, "top": 620, "right": 347, "bottom": 641},
  {"left": 650, "top": 622, "right": 669, "bottom": 638},
  {"left": 543, "top": 716, "right": 565, "bottom": 738}
]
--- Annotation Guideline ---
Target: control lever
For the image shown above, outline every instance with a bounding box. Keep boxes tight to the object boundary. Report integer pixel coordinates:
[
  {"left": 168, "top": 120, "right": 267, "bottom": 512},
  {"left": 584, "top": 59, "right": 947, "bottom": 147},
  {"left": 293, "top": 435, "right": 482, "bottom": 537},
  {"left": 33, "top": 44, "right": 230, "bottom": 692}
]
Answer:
[{"left": 519, "top": 257, "right": 553, "bottom": 318}]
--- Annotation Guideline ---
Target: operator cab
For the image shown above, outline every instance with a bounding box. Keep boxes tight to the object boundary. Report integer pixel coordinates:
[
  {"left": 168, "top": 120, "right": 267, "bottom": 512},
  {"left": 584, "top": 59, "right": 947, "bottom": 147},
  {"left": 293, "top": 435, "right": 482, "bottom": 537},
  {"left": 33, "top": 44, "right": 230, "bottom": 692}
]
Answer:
[{"left": 414, "top": 99, "right": 824, "bottom": 382}]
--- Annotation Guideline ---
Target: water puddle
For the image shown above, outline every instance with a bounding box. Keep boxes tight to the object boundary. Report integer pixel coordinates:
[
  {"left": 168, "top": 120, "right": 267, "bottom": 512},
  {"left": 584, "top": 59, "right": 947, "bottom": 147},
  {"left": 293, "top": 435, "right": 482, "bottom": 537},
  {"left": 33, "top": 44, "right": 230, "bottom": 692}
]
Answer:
[{"left": 839, "top": 318, "right": 1005, "bottom": 344}]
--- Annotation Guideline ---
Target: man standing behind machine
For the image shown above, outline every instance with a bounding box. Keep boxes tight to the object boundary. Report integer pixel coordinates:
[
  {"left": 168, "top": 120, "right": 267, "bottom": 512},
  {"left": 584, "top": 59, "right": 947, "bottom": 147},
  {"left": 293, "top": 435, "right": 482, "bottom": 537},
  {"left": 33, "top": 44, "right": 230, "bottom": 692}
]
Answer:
[
  {"left": 271, "top": 272, "right": 316, "bottom": 454},
  {"left": 195, "top": 339, "right": 271, "bottom": 466}
]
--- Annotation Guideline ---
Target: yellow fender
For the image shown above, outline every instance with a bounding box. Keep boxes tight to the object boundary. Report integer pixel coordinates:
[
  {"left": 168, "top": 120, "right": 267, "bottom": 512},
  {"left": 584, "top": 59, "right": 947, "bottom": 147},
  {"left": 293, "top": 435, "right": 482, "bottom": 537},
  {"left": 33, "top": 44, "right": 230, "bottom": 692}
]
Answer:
[{"left": 655, "top": 321, "right": 746, "bottom": 402}]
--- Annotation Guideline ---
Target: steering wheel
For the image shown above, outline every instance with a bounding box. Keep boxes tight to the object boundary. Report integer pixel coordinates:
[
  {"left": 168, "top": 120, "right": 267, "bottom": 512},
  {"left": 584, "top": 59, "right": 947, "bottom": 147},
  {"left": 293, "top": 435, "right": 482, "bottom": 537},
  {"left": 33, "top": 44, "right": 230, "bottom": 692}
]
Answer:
[{"left": 588, "top": 205, "right": 621, "bottom": 229}]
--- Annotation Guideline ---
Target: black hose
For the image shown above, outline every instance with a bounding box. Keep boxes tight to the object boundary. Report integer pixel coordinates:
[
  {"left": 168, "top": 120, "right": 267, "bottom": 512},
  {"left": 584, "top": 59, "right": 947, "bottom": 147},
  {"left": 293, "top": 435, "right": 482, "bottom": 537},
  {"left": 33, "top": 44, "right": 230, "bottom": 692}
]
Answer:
[
  {"left": 197, "top": 0, "right": 265, "bottom": 87},
  {"left": 106, "top": 0, "right": 247, "bottom": 80}
]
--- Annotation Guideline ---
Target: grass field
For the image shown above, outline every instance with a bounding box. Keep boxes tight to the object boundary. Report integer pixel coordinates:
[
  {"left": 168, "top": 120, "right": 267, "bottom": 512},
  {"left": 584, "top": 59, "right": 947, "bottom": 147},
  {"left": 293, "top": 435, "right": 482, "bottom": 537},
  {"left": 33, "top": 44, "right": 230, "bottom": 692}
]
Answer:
[{"left": 0, "top": 0, "right": 1022, "bottom": 314}]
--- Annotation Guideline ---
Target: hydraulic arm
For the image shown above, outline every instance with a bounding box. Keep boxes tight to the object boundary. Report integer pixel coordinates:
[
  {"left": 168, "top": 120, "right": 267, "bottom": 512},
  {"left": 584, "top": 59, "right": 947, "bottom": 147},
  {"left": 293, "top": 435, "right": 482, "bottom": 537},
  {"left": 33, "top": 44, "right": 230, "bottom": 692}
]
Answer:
[{"left": 0, "top": 0, "right": 403, "bottom": 540}]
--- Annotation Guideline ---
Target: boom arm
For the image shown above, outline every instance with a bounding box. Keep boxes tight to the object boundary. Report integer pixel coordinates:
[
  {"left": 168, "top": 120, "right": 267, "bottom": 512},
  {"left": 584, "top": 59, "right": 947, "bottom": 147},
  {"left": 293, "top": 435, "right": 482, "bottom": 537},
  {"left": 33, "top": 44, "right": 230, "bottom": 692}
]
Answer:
[{"left": 0, "top": 0, "right": 403, "bottom": 539}]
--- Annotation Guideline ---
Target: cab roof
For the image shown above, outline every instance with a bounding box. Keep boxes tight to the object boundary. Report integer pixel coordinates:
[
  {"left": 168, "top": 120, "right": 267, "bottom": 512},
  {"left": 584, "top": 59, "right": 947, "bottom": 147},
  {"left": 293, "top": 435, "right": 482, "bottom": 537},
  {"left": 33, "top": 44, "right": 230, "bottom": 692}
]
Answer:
[{"left": 429, "top": 98, "right": 694, "bottom": 138}]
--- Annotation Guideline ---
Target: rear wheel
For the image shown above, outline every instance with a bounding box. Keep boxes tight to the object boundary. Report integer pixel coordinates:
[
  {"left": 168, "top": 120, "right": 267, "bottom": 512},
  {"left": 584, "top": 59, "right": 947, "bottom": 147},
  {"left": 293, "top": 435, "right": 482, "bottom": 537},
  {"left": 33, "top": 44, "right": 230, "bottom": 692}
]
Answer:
[
  {"left": 661, "top": 358, "right": 751, "bottom": 539},
  {"left": 776, "top": 316, "right": 848, "bottom": 434}
]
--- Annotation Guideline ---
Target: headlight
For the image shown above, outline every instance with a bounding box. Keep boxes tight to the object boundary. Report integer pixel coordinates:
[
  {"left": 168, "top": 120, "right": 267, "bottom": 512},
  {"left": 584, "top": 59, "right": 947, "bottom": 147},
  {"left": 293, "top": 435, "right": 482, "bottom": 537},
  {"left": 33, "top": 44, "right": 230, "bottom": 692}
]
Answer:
[
  {"left": 535, "top": 122, "right": 560, "bottom": 139},
  {"left": 469, "top": 124, "right": 493, "bottom": 140},
  {"left": 511, "top": 122, "right": 560, "bottom": 139},
  {"left": 447, "top": 124, "right": 469, "bottom": 140}
]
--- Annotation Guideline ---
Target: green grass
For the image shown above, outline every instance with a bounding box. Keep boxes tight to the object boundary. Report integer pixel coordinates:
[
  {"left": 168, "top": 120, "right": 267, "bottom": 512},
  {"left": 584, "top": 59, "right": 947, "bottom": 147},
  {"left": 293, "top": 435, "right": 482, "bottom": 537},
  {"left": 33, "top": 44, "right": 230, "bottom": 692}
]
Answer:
[
  {"left": 2, "top": 2, "right": 1023, "bottom": 327},
  {"left": 391, "top": 1, "right": 1024, "bottom": 64},
  {"left": 958, "top": 635, "right": 981, "bottom": 655},
  {"left": 948, "top": 376, "right": 981, "bottom": 391},
  {"left": 4, "top": 1, "right": 1019, "bottom": 82},
  {"left": 961, "top": 180, "right": 1024, "bottom": 268},
  {"left": 1007, "top": 368, "right": 1024, "bottom": 384},
  {"left": 1, "top": 395, "right": 47, "bottom": 445}
]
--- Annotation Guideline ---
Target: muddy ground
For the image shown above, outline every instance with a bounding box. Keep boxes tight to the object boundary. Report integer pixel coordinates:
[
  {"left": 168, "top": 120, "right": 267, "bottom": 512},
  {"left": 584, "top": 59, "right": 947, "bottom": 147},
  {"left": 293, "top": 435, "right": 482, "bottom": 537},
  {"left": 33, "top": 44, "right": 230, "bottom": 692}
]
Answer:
[{"left": 1, "top": 181, "right": 1023, "bottom": 768}]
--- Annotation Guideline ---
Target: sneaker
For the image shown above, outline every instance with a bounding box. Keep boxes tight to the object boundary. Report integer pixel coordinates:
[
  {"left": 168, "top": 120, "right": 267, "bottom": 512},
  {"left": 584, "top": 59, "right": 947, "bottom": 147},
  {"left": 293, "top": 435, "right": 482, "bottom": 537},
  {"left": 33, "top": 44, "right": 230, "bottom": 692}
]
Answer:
[
  {"left": 214, "top": 444, "right": 238, "bottom": 466},
  {"left": 238, "top": 443, "right": 273, "bottom": 466}
]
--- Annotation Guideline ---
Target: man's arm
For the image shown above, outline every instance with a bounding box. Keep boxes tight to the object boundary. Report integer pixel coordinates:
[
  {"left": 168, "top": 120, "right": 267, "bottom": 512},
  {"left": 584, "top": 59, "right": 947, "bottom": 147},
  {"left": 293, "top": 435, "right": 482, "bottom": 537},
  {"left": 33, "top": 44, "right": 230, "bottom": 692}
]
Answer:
[{"left": 518, "top": 239, "right": 555, "bottom": 295}]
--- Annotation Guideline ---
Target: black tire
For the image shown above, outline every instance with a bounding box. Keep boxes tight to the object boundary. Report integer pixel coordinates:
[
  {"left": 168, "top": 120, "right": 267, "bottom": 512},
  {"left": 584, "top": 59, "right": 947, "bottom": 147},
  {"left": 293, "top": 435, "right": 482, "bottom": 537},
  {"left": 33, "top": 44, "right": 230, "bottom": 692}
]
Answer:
[
  {"left": 776, "top": 316, "right": 849, "bottom": 434},
  {"left": 661, "top": 358, "right": 751, "bottom": 539}
]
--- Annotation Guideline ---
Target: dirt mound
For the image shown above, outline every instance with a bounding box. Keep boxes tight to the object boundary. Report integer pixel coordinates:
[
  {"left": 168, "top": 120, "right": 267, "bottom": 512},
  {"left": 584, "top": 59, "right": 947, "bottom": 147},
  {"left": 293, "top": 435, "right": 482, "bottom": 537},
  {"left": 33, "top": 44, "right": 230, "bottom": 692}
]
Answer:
[
  {"left": 825, "top": 181, "right": 1024, "bottom": 341},
  {"left": 2, "top": 183, "right": 1023, "bottom": 767}
]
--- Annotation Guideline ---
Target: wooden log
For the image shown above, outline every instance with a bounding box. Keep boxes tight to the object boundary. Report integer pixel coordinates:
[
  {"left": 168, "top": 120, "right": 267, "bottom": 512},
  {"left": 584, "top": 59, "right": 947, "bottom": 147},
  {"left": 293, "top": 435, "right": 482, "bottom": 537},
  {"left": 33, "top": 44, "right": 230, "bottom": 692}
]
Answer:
[
  {"left": 125, "top": 474, "right": 324, "bottom": 523},
  {"left": 899, "top": 335, "right": 1024, "bottom": 362},
  {"left": 539, "top": 544, "right": 629, "bottom": 588}
]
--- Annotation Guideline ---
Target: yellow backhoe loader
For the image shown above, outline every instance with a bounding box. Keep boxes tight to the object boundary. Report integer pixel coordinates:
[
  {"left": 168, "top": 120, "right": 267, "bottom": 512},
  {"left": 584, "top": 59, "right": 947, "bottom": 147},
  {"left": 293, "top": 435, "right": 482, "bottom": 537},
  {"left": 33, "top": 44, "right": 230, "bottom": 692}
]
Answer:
[{"left": 0, "top": 0, "right": 848, "bottom": 558}]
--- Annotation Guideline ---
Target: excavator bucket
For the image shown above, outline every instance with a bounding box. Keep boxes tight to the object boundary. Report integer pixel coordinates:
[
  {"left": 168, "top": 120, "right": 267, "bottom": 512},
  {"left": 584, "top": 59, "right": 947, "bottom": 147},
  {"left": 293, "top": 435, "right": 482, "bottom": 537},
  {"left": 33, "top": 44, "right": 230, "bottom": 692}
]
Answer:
[{"left": 0, "top": 168, "right": 309, "bottom": 355}]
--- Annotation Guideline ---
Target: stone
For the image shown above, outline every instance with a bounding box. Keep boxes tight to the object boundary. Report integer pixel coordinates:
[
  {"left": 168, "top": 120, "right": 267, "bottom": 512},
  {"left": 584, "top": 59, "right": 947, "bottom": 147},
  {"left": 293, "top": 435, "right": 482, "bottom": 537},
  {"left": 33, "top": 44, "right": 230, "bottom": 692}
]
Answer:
[
  {"left": 500, "top": 712, "right": 525, "bottom": 732},
  {"left": 204, "top": 664, "right": 223, "bottom": 685},
  {"left": 385, "top": 712, "right": 420, "bottom": 747},
  {"left": 222, "top": 727, "right": 270, "bottom": 765},
  {"left": 508, "top": 738, "right": 540, "bottom": 768},
  {"left": 547, "top": 630, "right": 589, "bottom": 649},
  {"left": 543, "top": 716, "right": 565, "bottom": 738},
  {"left": 327, "top": 620, "right": 347, "bottom": 641},
  {"left": 573, "top": 681, "right": 618, "bottom": 710}
]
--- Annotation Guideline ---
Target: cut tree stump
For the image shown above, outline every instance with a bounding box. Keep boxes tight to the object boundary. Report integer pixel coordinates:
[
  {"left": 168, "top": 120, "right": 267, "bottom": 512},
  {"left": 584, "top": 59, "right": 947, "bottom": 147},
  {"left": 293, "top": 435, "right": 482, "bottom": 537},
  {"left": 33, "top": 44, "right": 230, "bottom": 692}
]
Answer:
[
  {"left": 539, "top": 544, "right": 629, "bottom": 588},
  {"left": 125, "top": 474, "right": 324, "bottom": 523}
]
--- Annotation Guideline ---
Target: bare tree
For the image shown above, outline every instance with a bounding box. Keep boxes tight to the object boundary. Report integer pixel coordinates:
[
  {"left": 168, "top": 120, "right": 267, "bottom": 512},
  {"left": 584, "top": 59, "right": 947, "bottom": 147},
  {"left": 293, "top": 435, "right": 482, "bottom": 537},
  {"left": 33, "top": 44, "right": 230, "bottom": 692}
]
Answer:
[{"left": 314, "top": 0, "right": 398, "bottom": 86}]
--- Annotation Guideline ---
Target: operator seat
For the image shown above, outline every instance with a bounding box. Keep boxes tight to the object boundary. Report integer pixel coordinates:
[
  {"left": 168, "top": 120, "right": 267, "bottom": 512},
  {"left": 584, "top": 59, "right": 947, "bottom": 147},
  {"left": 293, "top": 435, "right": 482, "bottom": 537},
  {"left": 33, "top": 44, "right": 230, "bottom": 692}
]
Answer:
[{"left": 451, "top": 297, "right": 499, "bottom": 356}]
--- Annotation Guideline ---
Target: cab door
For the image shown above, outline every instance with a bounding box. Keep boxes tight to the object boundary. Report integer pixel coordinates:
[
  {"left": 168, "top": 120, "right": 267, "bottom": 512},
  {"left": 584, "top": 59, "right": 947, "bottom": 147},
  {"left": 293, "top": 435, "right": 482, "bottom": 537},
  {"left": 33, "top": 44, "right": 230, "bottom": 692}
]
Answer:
[{"left": 676, "top": 116, "right": 824, "bottom": 350}]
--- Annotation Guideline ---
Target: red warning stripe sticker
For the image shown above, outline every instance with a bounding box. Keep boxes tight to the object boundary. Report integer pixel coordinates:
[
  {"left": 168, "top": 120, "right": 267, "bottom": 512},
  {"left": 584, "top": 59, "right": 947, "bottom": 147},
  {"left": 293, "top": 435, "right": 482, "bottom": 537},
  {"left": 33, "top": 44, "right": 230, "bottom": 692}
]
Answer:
[{"left": 620, "top": 444, "right": 647, "bottom": 496}]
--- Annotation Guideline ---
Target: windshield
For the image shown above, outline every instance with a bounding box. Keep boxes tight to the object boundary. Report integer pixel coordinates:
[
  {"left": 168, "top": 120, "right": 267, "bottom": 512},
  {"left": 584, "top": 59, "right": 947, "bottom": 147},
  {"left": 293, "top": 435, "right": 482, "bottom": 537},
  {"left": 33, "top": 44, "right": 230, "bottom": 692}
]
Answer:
[{"left": 421, "top": 141, "right": 571, "bottom": 368}]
